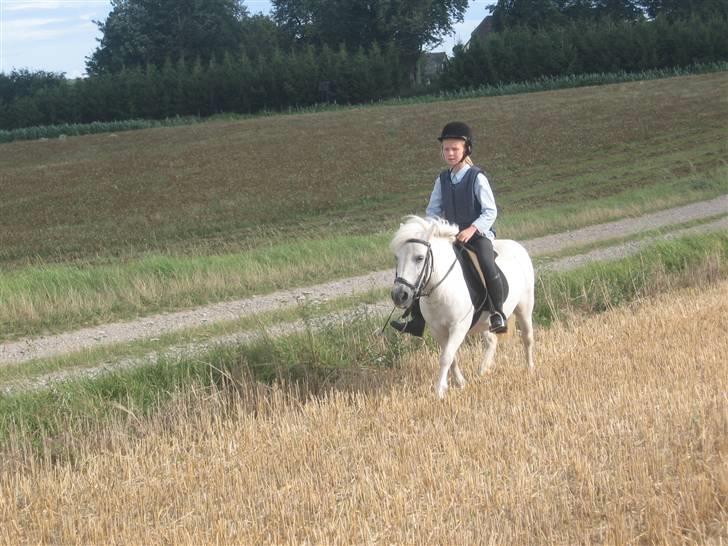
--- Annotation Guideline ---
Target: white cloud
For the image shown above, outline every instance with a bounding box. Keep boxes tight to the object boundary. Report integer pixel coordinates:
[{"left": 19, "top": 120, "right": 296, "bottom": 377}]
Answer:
[
  {"left": 4, "top": 15, "right": 67, "bottom": 27},
  {"left": 0, "top": 1, "right": 109, "bottom": 74},
  {"left": 2, "top": 16, "right": 94, "bottom": 42},
  {"left": 1, "top": 1, "right": 107, "bottom": 12}
]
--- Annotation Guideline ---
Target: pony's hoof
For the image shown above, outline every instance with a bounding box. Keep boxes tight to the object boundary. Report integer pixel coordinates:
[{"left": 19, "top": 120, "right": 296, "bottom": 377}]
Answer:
[{"left": 436, "top": 385, "right": 448, "bottom": 399}]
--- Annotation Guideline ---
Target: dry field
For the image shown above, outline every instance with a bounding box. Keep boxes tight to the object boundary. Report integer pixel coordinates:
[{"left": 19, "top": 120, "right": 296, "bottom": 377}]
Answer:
[{"left": 1, "top": 281, "right": 726, "bottom": 544}]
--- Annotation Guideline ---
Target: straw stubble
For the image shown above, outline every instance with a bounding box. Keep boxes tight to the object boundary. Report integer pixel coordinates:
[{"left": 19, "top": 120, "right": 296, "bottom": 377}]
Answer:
[{"left": 1, "top": 282, "right": 726, "bottom": 544}]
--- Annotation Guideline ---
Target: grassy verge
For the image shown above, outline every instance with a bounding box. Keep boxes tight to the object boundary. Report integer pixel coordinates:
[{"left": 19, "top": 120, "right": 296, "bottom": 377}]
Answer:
[
  {"left": 0, "top": 313, "right": 415, "bottom": 455},
  {"left": 0, "top": 216, "right": 725, "bottom": 382},
  {"left": 502, "top": 166, "right": 727, "bottom": 240},
  {"left": 535, "top": 231, "right": 728, "bottom": 325},
  {"left": 532, "top": 212, "right": 727, "bottom": 263},
  {"left": 0, "top": 235, "right": 391, "bottom": 342},
  {"left": 1, "top": 231, "right": 725, "bottom": 451},
  {"left": 0, "top": 287, "right": 391, "bottom": 385}
]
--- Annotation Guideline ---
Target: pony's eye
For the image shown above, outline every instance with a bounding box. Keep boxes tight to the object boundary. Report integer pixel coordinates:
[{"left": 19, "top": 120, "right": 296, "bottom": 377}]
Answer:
[{"left": 415, "top": 255, "right": 425, "bottom": 263}]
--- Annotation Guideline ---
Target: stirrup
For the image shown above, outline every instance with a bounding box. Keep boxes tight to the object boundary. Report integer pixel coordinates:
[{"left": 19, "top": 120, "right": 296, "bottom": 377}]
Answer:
[{"left": 489, "top": 312, "right": 507, "bottom": 334}]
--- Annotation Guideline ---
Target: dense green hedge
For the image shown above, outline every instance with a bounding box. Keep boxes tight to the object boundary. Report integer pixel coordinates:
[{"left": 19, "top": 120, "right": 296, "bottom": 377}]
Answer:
[
  {"left": 441, "top": 15, "right": 728, "bottom": 88},
  {"left": 0, "top": 43, "right": 404, "bottom": 131}
]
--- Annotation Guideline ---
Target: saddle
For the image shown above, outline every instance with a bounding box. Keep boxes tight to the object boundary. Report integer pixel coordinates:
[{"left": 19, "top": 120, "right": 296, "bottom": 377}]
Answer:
[{"left": 454, "top": 243, "right": 510, "bottom": 330}]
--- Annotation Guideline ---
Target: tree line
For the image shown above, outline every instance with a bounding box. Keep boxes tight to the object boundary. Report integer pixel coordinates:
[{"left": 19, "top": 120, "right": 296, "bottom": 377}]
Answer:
[
  {"left": 487, "top": 0, "right": 728, "bottom": 30},
  {"left": 1, "top": 0, "right": 727, "bottom": 130},
  {"left": 88, "top": 0, "right": 467, "bottom": 76},
  {"left": 0, "top": 44, "right": 404, "bottom": 129},
  {"left": 441, "top": 14, "right": 728, "bottom": 90}
]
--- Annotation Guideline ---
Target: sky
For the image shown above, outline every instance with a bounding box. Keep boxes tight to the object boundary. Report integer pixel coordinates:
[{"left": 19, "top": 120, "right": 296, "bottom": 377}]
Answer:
[{"left": 0, "top": 0, "right": 495, "bottom": 78}]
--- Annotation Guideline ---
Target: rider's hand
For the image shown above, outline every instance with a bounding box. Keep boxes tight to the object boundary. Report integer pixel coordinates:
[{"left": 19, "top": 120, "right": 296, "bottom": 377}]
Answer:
[{"left": 456, "top": 225, "right": 478, "bottom": 243}]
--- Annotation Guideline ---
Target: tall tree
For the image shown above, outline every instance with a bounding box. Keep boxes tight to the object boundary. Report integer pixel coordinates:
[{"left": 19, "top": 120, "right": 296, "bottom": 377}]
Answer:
[
  {"left": 271, "top": 0, "right": 468, "bottom": 72},
  {"left": 87, "top": 0, "right": 249, "bottom": 75},
  {"left": 490, "top": 0, "right": 568, "bottom": 30},
  {"left": 488, "top": 0, "right": 646, "bottom": 30},
  {"left": 239, "top": 14, "right": 283, "bottom": 59},
  {"left": 640, "top": 0, "right": 728, "bottom": 19},
  {"left": 594, "top": 0, "right": 644, "bottom": 21}
]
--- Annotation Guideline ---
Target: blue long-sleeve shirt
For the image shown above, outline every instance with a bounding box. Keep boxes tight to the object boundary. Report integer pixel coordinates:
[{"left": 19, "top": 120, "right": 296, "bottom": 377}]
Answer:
[{"left": 425, "top": 165, "right": 498, "bottom": 239}]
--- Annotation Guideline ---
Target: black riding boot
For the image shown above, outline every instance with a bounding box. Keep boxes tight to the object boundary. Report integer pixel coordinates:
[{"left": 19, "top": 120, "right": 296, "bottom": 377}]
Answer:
[
  {"left": 484, "top": 272, "right": 507, "bottom": 333},
  {"left": 390, "top": 299, "right": 426, "bottom": 337},
  {"left": 468, "top": 234, "right": 508, "bottom": 334}
]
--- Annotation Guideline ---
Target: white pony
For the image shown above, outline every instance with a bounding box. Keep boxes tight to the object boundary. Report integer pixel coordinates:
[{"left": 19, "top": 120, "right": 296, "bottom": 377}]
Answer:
[{"left": 390, "top": 216, "right": 535, "bottom": 399}]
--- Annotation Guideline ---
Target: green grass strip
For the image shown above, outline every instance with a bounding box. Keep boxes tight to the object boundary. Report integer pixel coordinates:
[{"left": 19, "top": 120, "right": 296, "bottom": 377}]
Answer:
[
  {"left": 534, "top": 231, "right": 728, "bottom": 325},
  {"left": 0, "top": 235, "right": 391, "bottom": 342}
]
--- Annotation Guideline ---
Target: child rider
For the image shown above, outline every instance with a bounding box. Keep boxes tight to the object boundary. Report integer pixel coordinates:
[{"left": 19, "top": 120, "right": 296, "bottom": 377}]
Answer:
[{"left": 390, "top": 121, "right": 507, "bottom": 336}]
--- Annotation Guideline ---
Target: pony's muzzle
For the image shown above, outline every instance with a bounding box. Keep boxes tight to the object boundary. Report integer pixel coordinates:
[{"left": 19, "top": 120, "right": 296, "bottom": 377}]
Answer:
[{"left": 391, "top": 284, "right": 413, "bottom": 308}]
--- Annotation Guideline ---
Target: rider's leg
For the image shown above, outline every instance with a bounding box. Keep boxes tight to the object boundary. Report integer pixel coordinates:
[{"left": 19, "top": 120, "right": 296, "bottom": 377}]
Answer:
[
  {"left": 467, "top": 234, "right": 507, "bottom": 333},
  {"left": 390, "top": 299, "right": 426, "bottom": 337}
]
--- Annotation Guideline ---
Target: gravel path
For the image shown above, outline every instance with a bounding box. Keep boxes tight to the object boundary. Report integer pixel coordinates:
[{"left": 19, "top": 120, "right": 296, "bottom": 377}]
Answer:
[
  {"left": 1, "top": 195, "right": 725, "bottom": 367},
  {"left": 1, "top": 302, "right": 392, "bottom": 393}
]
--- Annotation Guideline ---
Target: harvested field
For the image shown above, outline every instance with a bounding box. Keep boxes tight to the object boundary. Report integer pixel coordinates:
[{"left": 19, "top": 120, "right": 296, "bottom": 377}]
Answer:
[{"left": 2, "top": 281, "right": 726, "bottom": 544}]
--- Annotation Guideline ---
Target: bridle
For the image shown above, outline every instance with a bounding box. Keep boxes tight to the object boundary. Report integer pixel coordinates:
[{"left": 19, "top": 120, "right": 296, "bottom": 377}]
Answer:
[{"left": 393, "top": 238, "right": 458, "bottom": 300}]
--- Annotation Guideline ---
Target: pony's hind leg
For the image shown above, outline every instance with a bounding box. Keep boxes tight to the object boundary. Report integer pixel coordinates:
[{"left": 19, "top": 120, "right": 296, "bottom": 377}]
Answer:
[
  {"left": 478, "top": 331, "right": 499, "bottom": 375},
  {"left": 514, "top": 303, "right": 535, "bottom": 371},
  {"left": 452, "top": 358, "right": 466, "bottom": 389}
]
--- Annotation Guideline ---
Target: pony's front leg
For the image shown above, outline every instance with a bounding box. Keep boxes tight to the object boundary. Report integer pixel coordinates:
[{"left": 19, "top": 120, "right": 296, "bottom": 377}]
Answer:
[
  {"left": 431, "top": 325, "right": 468, "bottom": 399},
  {"left": 436, "top": 346, "right": 459, "bottom": 399}
]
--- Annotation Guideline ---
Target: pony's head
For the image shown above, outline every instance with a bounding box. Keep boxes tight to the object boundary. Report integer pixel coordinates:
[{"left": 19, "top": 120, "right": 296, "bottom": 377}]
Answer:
[{"left": 390, "top": 216, "right": 458, "bottom": 308}]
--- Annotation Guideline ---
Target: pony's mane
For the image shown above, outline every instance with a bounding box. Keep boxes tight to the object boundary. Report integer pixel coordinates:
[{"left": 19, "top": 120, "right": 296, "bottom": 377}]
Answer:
[{"left": 390, "top": 215, "right": 459, "bottom": 252}]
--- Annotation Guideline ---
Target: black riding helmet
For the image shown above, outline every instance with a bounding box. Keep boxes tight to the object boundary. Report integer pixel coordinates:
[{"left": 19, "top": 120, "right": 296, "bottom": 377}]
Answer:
[{"left": 438, "top": 121, "right": 473, "bottom": 158}]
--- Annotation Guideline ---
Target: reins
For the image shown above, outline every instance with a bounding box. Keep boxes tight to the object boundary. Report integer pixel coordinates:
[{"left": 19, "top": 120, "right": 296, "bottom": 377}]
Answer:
[
  {"left": 383, "top": 237, "right": 455, "bottom": 335},
  {"left": 383, "top": 237, "right": 475, "bottom": 335},
  {"left": 423, "top": 251, "right": 459, "bottom": 297}
]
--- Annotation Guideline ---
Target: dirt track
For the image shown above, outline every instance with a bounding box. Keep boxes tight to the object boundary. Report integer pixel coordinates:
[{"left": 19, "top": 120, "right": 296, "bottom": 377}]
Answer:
[{"left": 1, "top": 194, "right": 726, "bottom": 367}]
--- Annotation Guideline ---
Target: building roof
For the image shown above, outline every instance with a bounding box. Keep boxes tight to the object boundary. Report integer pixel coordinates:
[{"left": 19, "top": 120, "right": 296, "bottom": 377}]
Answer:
[{"left": 466, "top": 15, "right": 494, "bottom": 49}]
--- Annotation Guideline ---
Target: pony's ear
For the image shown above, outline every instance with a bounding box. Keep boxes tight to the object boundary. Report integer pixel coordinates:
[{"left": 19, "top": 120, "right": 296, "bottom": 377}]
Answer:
[{"left": 425, "top": 220, "right": 437, "bottom": 242}]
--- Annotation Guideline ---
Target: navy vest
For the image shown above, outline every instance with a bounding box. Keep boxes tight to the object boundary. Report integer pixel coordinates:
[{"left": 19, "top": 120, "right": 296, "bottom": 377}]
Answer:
[{"left": 440, "top": 166, "right": 485, "bottom": 231}]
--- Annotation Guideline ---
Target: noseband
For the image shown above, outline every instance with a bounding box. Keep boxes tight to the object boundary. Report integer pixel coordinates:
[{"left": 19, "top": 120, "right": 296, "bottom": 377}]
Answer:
[
  {"left": 394, "top": 238, "right": 458, "bottom": 299},
  {"left": 394, "top": 238, "right": 433, "bottom": 299}
]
